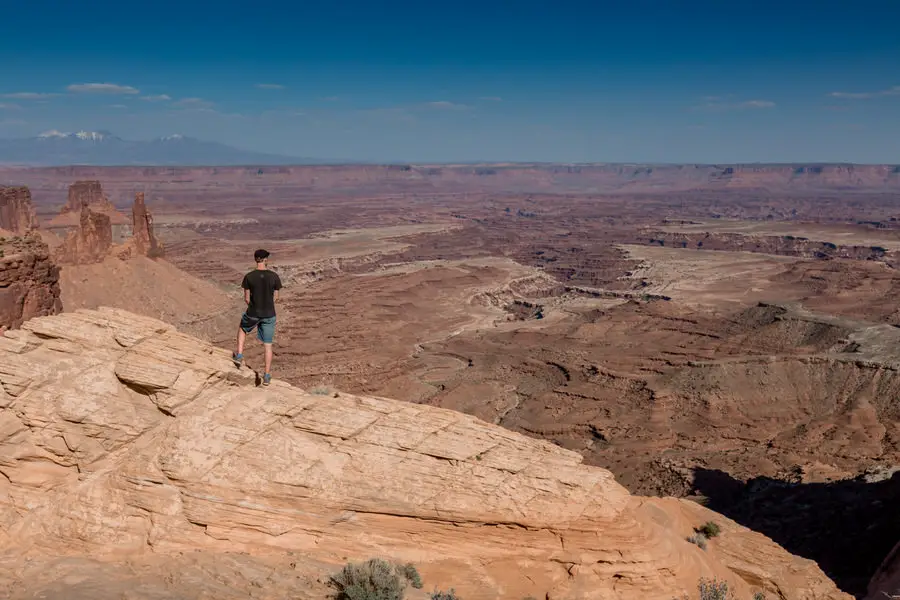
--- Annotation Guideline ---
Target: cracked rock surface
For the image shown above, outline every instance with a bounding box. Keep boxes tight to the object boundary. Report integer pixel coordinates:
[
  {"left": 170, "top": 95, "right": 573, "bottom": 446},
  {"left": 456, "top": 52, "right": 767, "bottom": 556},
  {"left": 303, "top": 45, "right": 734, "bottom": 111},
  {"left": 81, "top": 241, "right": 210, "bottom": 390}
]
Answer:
[{"left": 0, "top": 308, "right": 850, "bottom": 599}]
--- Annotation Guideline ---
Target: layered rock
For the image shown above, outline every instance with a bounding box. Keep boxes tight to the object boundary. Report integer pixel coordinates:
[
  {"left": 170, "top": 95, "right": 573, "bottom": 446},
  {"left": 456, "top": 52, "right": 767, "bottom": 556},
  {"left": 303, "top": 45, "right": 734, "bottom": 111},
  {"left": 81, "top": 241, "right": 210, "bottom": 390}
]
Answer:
[
  {"left": 0, "top": 233, "right": 62, "bottom": 329},
  {"left": 130, "top": 192, "right": 163, "bottom": 257},
  {"left": 0, "top": 186, "right": 38, "bottom": 234},
  {"left": 0, "top": 308, "right": 850, "bottom": 600},
  {"left": 54, "top": 205, "right": 113, "bottom": 265}
]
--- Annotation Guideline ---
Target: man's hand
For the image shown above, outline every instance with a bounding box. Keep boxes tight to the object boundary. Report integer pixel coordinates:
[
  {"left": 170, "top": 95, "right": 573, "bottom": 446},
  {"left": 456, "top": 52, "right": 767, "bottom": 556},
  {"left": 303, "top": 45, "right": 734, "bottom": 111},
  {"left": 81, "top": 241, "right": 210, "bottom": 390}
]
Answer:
[{"left": 244, "top": 289, "right": 251, "bottom": 305}]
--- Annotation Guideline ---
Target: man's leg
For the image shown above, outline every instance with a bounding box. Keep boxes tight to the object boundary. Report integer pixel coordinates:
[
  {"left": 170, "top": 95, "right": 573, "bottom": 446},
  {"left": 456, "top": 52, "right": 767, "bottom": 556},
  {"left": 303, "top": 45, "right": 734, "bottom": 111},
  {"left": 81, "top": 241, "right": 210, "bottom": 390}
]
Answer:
[
  {"left": 234, "top": 314, "right": 253, "bottom": 366},
  {"left": 236, "top": 327, "right": 246, "bottom": 356},
  {"left": 264, "top": 343, "right": 273, "bottom": 374},
  {"left": 259, "top": 317, "right": 276, "bottom": 385}
]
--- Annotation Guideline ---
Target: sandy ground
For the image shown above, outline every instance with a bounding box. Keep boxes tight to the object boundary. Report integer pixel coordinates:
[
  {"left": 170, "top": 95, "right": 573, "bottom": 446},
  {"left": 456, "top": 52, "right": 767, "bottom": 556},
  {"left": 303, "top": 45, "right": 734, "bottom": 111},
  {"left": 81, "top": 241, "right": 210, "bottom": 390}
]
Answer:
[
  {"left": 59, "top": 256, "right": 241, "bottom": 342},
  {"left": 619, "top": 244, "right": 805, "bottom": 309}
]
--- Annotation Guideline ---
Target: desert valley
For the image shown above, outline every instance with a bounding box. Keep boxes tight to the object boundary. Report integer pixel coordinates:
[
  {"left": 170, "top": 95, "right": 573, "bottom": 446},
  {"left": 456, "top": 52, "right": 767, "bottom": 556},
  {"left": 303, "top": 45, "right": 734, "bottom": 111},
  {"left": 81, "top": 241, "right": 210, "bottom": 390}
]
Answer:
[{"left": 0, "top": 163, "right": 899, "bottom": 599}]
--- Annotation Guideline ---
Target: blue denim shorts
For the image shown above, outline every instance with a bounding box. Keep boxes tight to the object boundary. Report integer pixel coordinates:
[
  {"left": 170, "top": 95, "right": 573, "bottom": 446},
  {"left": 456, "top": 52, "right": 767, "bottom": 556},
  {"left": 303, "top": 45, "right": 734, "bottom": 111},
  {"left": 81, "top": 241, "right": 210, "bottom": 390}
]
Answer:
[{"left": 240, "top": 313, "right": 277, "bottom": 344}]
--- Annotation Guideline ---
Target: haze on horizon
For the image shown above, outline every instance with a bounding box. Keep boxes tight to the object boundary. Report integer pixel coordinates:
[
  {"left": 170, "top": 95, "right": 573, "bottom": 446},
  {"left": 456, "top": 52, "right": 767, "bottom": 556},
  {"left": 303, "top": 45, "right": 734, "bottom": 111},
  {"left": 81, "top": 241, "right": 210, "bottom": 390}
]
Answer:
[{"left": 2, "top": 0, "right": 899, "bottom": 165}]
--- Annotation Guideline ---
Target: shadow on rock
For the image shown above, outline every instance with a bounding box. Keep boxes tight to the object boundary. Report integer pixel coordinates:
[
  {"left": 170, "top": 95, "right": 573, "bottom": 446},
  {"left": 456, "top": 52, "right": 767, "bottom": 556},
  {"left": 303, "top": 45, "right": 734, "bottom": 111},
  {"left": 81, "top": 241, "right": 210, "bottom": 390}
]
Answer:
[{"left": 691, "top": 467, "right": 900, "bottom": 599}]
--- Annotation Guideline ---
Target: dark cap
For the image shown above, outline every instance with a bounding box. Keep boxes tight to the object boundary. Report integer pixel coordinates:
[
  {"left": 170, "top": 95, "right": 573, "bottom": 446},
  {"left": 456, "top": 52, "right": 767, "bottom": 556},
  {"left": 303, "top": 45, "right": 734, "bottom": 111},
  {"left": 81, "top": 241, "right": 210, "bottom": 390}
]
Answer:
[{"left": 254, "top": 249, "right": 270, "bottom": 262}]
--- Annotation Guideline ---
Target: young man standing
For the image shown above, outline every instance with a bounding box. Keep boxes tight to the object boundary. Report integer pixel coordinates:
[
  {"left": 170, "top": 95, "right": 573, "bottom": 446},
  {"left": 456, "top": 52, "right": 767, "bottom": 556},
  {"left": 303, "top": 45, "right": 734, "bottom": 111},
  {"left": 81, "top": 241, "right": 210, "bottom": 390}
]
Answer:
[{"left": 233, "top": 249, "right": 283, "bottom": 386}]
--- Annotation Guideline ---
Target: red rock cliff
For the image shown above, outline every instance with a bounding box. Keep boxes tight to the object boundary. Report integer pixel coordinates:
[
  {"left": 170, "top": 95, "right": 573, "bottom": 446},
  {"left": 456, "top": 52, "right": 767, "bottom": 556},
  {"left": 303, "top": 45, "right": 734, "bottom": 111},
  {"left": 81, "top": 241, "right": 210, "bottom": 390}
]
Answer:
[
  {"left": 55, "top": 205, "right": 113, "bottom": 265},
  {"left": 0, "top": 186, "right": 39, "bottom": 234},
  {"left": 131, "top": 192, "right": 163, "bottom": 257},
  {"left": 0, "top": 232, "right": 62, "bottom": 330}
]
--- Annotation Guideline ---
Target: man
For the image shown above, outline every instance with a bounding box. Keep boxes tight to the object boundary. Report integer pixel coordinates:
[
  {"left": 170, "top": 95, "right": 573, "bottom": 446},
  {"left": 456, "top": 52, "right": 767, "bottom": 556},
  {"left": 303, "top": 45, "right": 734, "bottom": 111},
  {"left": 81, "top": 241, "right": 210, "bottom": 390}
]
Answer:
[{"left": 233, "top": 249, "right": 283, "bottom": 386}]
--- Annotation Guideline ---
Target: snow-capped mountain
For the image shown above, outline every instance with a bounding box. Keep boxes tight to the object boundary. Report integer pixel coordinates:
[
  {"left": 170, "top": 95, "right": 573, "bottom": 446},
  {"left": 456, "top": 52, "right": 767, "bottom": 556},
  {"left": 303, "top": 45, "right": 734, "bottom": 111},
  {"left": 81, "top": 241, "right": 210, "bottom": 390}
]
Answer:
[
  {"left": 37, "top": 130, "right": 119, "bottom": 142},
  {"left": 0, "top": 131, "right": 334, "bottom": 166}
]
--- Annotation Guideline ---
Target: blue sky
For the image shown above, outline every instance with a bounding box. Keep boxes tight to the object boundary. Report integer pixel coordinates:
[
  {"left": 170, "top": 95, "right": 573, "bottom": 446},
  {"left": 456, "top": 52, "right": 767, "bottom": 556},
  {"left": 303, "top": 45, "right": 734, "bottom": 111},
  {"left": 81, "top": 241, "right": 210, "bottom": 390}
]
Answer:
[{"left": 1, "top": 0, "right": 899, "bottom": 163}]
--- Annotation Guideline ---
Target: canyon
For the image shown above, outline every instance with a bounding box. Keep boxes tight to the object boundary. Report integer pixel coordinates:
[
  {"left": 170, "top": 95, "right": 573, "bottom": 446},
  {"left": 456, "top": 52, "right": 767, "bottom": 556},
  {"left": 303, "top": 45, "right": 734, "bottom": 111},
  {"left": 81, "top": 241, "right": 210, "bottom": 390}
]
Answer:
[{"left": 0, "top": 163, "right": 898, "bottom": 598}]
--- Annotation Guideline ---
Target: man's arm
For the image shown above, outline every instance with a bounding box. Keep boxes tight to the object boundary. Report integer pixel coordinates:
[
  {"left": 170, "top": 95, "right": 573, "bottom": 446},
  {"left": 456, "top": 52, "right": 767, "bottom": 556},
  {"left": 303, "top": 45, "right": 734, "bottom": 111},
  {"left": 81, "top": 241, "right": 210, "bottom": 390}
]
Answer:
[
  {"left": 273, "top": 273, "right": 282, "bottom": 303},
  {"left": 241, "top": 274, "right": 250, "bottom": 305}
]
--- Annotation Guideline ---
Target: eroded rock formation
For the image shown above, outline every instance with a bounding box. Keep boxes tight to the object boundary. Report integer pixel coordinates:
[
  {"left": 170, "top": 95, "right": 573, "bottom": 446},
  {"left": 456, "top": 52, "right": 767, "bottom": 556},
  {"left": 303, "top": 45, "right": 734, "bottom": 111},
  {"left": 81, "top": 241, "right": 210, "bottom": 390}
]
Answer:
[
  {"left": 0, "top": 186, "right": 38, "bottom": 234},
  {"left": 0, "top": 233, "right": 62, "bottom": 329},
  {"left": 131, "top": 192, "right": 163, "bottom": 257},
  {"left": 0, "top": 308, "right": 850, "bottom": 600},
  {"left": 48, "top": 180, "right": 127, "bottom": 229},
  {"left": 54, "top": 205, "right": 113, "bottom": 265},
  {"left": 61, "top": 180, "right": 117, "bottom": 215}
]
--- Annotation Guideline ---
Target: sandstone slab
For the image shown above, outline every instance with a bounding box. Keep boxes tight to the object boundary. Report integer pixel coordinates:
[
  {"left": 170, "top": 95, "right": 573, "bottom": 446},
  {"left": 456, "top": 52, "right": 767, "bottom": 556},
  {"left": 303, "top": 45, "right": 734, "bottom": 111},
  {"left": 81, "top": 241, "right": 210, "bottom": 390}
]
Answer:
[{"left": 0, "top": 309, "right": 851, "bottom": 600}]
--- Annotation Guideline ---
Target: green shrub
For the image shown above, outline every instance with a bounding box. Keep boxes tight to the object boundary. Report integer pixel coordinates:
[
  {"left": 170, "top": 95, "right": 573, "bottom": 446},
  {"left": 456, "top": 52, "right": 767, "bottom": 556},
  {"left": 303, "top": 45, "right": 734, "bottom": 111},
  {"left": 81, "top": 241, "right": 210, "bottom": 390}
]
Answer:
[
  {"left": 430, "top": 590, "right": 461, "bottom": 600},
  {"left": 753, "top": 592, "right": 766, "bottom": 600},
  {"left": 697, "top": 521, "right": 721, "bottom": 538},
  {"left": 698, "top": 578, "right": 732, "bottom": 600},
  {"left": 328, "top": 558, "right": 422, "bottom": 600}
]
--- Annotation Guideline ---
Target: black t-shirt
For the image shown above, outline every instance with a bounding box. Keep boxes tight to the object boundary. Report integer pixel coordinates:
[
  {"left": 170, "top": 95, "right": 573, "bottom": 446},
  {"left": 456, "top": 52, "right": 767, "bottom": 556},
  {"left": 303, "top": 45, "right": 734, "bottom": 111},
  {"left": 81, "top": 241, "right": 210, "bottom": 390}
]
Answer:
[{"left": 241, "top": 269, "right": 282, "bottom": 318}]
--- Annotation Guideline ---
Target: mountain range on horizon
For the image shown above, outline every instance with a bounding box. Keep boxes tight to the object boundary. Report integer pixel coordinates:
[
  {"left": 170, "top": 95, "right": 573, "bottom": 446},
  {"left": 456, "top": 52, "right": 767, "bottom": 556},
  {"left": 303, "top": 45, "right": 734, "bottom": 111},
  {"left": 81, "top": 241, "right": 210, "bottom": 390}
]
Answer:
[
  {"left": 0, "top": 130, "right": 348, "bottom": 166},
  {"left": 2, "top": 130, "right": 900, "bottom": 169}
]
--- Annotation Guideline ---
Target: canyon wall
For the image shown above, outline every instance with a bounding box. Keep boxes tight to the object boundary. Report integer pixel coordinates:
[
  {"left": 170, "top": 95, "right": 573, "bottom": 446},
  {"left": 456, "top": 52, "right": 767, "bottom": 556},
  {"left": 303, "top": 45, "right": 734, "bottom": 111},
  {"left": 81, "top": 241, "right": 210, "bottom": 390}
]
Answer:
[
  {"left": 868, "top": 539, "right": 900, "bottom": 600},
  {"left": 0, "top": 233, "right": 62, "bottom": 329},
  {"left": 6, "top": 164, "right": 900, "bottom": 201}
]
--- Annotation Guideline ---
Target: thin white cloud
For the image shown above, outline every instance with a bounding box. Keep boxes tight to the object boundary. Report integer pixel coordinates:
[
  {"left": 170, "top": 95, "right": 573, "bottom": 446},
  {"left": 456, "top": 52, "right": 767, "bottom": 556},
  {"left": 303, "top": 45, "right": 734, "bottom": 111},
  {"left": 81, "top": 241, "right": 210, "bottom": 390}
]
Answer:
[
  {"left": 424, "top": 100, "right": 469, "bottom": 110},
  {"left": 739, "top": 100, "right": 776, "bottom": 108},
  {"left": 173, "top": 97, "right": 214, "bottom": 108},
  {"left": 829, "top": 85, "right": 900, "bottom": 100},
  {"left": 696, "top": 98, "right": 776, "bottom": 111},
  {"left": 67, "top": 83, "right": 140, "bottom": 94},
  {"left": 141, "top": 94, "right": 172, "bottom": 102},
  {"left": 479, "top": 96, "right": 503, "bottom": 102},
  {"left": 167, "top": 106, "right": 244, "bottom": 119},
  {"left": 109, "top": 104, "right": 128, "bottom": 109},
  {"left": 256, "top": 83, "right": 285, "bottom": 90},
  {"left": 1, "top": 92, "right": 56, "bottom": 100},
  {"left": 0, "top": 103, "right": 22, "bottom": 110},
  {"left": 0, "top": 118, "right": 27, "bottom": 127}
]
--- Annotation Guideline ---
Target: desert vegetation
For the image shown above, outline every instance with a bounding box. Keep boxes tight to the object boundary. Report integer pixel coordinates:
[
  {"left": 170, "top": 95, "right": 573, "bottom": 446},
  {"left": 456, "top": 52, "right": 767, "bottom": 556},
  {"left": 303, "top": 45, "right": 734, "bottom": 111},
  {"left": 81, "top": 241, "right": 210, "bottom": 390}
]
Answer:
[{"left": 328, "top": 559, "right": 423, "bottom": 600}]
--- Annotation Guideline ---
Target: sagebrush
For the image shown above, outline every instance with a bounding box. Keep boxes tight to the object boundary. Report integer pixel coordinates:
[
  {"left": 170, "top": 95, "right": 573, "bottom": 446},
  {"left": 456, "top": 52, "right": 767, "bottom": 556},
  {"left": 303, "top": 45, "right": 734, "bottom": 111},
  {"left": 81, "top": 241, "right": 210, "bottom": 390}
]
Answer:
[
  {"left": 699, "top": 578, "right": 733, "bottom": 600},
  {"left": 328, "top": 558, "right": 423, "bottom": 600},
  {"left": 687, "top": 532, "right": 708, "bottom": 550}
]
